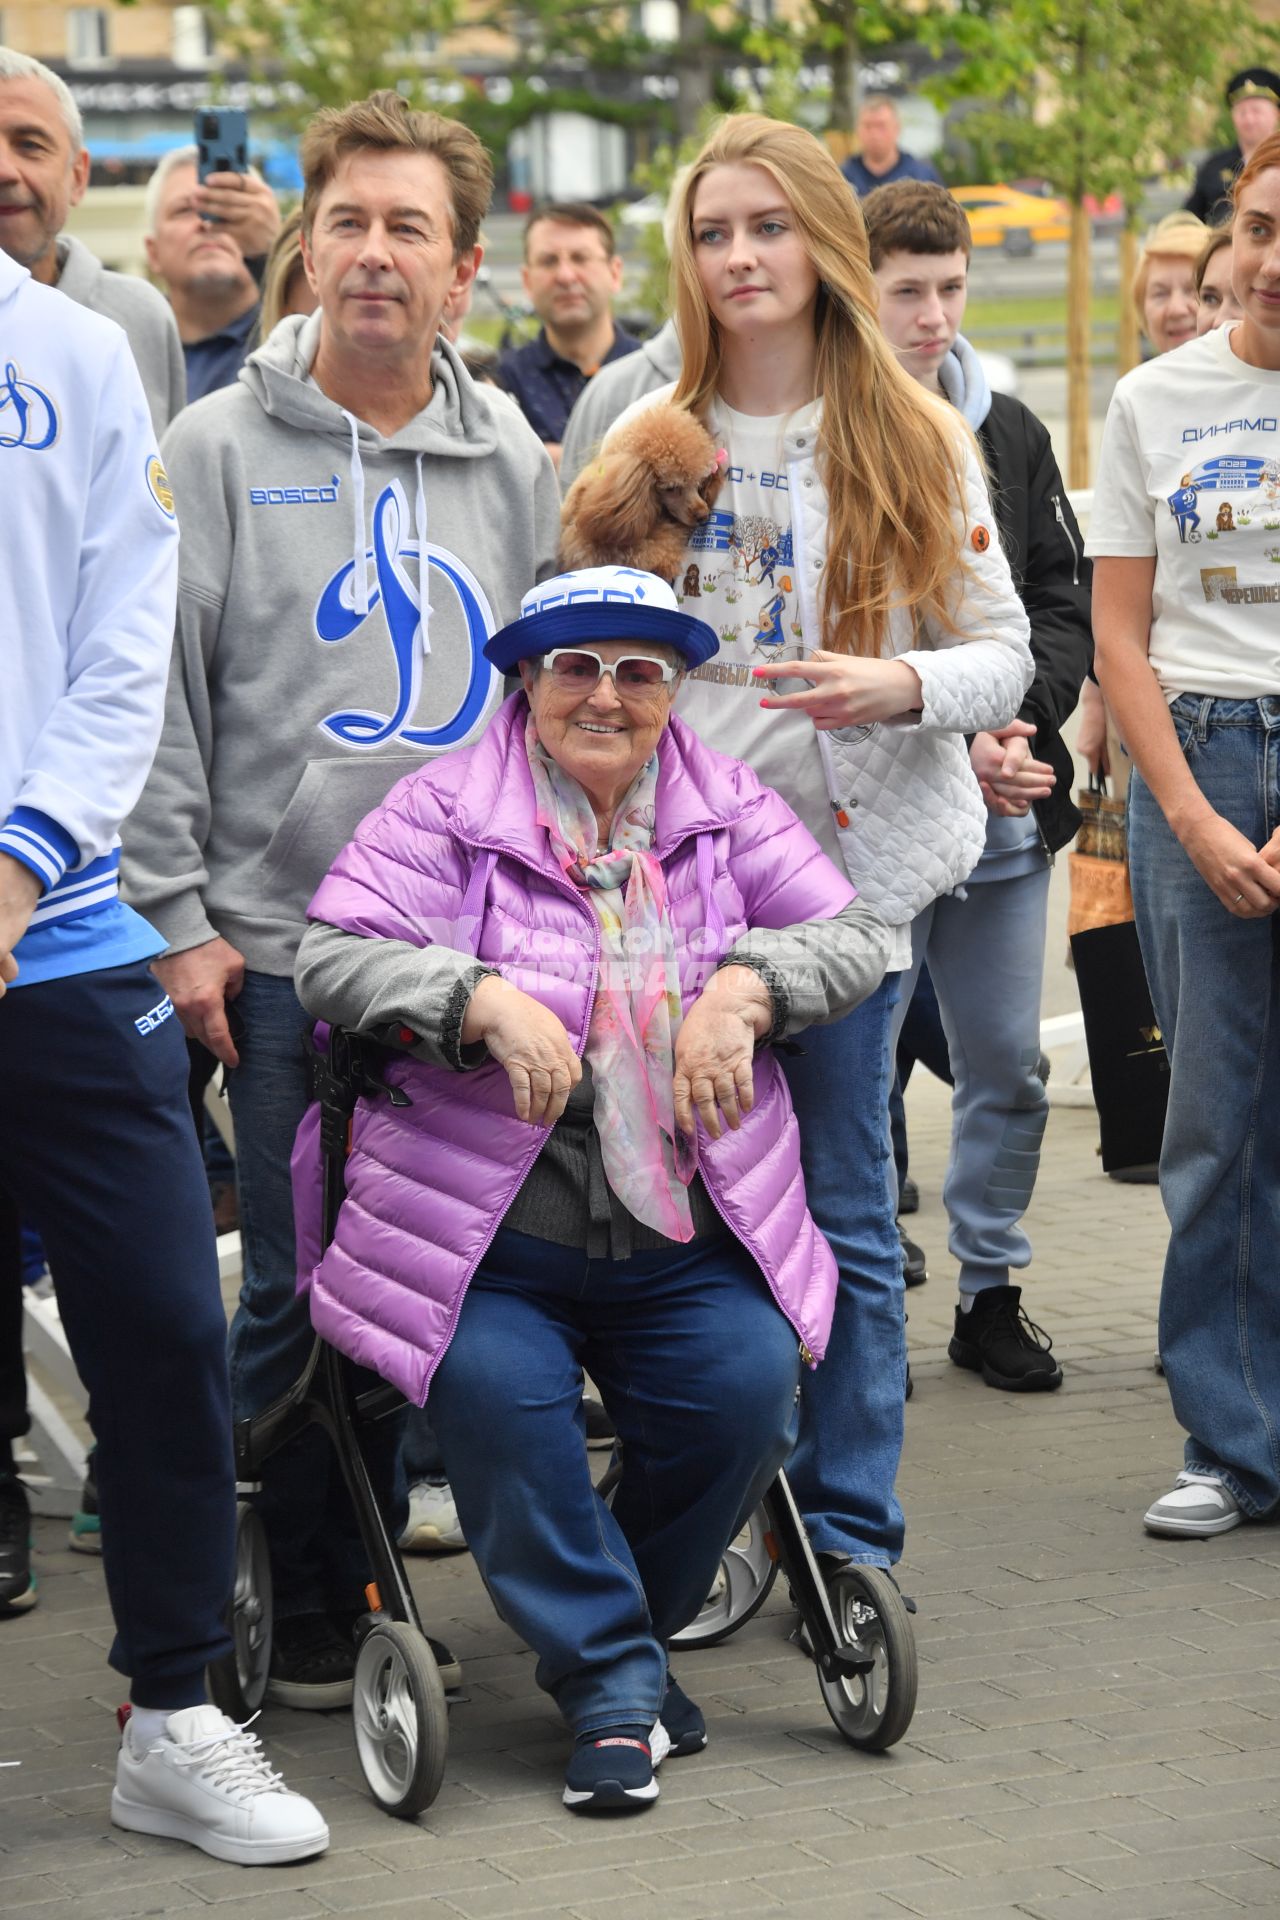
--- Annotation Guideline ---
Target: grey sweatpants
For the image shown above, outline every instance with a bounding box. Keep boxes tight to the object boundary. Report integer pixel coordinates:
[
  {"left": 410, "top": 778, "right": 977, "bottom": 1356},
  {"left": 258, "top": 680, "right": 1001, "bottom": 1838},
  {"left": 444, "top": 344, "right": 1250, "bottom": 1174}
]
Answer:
[{"left": 890, "top": 864, "right": 1052, "bottom": 1293}]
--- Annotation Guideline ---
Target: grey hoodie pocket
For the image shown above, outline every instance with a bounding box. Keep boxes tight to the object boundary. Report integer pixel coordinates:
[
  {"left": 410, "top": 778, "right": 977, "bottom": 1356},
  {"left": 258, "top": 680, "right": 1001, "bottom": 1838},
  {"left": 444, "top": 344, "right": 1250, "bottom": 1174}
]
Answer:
[{"left": 259, "top": 754, "right": 428, "bottom": 906}]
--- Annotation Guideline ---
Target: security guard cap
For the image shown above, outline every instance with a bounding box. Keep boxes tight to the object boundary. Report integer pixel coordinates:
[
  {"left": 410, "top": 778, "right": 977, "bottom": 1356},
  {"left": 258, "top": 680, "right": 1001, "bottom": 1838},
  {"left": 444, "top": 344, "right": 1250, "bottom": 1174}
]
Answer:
[{"left": 1226, "top": 67, "right": 1280, "bottom": 111}]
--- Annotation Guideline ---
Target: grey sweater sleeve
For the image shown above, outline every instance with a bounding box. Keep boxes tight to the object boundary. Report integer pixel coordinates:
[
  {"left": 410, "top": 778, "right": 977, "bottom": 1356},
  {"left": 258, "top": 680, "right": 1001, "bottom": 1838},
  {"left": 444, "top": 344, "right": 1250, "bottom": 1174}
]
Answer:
[
  {"left": 294, "top": 919, "right": 498, "bottom": 1073},
  {"left": 718, "top": 900, "right": 892, "bottom": 1044}
]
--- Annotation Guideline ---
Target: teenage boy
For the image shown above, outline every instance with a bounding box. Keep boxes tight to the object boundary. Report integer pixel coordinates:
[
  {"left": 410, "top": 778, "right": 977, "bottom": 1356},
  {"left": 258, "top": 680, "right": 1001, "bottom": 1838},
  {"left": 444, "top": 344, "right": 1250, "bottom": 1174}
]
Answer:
[{"left": 863, "top": 179, "right": 1092, "bottom": 1390}]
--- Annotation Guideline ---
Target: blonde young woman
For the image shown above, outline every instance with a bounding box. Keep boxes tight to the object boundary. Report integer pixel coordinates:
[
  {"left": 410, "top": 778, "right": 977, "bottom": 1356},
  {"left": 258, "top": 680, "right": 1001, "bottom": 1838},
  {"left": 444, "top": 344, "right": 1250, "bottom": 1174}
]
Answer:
[{"left": 611, "top": 114, "right": 1032, "bottom": 1581}]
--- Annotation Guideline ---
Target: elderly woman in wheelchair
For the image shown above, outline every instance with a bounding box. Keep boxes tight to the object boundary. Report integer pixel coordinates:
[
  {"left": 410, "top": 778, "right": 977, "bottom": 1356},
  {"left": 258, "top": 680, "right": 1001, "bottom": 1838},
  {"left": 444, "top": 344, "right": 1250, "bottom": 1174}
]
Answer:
[{"left": 293, "top": 566, "right": 890, "bottom": 1814}]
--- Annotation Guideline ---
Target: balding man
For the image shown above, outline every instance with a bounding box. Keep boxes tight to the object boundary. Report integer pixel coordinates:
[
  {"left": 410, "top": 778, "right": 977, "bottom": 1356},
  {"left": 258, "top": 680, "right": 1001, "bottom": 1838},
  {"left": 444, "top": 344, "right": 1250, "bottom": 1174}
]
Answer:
[
  {"left": 0, "top": 47, "right": 183, "bottom": 431},
  {"left": 143, "top": 142, "right": 281, "bottom": 402}
]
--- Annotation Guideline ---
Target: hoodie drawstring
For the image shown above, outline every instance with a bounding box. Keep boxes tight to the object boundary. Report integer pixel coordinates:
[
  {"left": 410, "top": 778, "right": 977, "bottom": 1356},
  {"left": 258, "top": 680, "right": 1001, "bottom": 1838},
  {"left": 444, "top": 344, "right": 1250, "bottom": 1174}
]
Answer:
[
  {"left": 414, "top": 451, "right": 431, "bottom": 656},
  {"left": 343, "top": 410, "right": 369, "bottom": 618}
]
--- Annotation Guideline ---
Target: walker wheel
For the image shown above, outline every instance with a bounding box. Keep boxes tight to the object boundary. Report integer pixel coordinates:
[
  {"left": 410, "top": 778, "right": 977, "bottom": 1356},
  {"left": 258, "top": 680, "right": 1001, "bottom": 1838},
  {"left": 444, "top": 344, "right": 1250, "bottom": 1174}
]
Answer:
[
  {"left": 207, "top": 1501, "right": 273, "bottom": 1720},
  {"left": 817, "top": 1565, "right": 918, "bottom": 1751},
  {"left": 669, "top": 1506, "right": 779, "bottom": 1648},
  {"left": 352, "top": 1617, "right": 447, "bottom": 1817}
]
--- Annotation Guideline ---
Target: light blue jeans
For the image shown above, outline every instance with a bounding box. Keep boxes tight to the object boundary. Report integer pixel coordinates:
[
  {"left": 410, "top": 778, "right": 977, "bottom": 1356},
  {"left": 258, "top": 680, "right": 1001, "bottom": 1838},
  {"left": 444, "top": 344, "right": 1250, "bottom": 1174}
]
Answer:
[
  {"left": 782, "top": 975, "right": 906, "bottom": 1566},
  {"left": 892, "top": 866, "right": 1052, "bottom": 1293},
  {"left": 1128, "top": 694, "right": 1280, "bottom": 1518}
]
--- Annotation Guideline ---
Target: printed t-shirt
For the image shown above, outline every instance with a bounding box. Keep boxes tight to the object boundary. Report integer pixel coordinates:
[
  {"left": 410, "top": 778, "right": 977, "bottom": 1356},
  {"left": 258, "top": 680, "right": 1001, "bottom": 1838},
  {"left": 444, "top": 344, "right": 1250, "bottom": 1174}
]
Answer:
[
  {"left": 672, "top": 400, "right": 846, "bottom": 872},
  {"left": 1086, "top": 324, "right": 1280, "bottom": 700}
]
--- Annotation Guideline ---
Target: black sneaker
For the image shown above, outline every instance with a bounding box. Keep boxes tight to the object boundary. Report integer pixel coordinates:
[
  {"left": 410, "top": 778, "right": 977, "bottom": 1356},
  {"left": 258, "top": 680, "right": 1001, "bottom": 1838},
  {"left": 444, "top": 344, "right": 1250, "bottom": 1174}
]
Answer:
[
  {"left": 339, "top": 1610, "right": 462, "bottom": 1692},
  {"left": 900, "top": 1226, "right": 928, "bottom": 1288},
  {"left": 661, "top": 1672, "right": 707, "bottom": 1755},
  {"left": 266, "top": 1611, "right": 355, "bottom": 1709},
  {"left": 582, "top": 1395, "right": 617, "bottom": 1451},
  {"left": 563, "top": 1724, "right": 664, "bottom": 1812},
  {"left": 68, "top": 1447, "right": 101, "bottom": 1556},
  {"left": 0, "top": 1473, "right": 37, "bottom": 1615},
  {"left": 948, "top": 1285, "right": 1063, "bottom": 1392},
  {"left": 898, "top": 1176, "right": 920, "bottom": 1216}
]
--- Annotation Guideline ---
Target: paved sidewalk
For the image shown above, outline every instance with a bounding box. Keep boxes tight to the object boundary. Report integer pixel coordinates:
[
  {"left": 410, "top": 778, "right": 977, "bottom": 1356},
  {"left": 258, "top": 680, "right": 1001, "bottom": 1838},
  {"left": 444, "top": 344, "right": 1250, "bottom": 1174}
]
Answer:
[{"left": 4, "top": 1074, "right": 1279, "bottom": 1920}]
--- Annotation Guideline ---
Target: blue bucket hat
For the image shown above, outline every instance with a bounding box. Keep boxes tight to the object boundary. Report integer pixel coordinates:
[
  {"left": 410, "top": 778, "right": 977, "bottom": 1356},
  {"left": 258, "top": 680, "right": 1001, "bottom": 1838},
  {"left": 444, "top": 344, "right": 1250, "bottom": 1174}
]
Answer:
[{"left": 484, "top": 566, "right": 719, "bottom": 675}]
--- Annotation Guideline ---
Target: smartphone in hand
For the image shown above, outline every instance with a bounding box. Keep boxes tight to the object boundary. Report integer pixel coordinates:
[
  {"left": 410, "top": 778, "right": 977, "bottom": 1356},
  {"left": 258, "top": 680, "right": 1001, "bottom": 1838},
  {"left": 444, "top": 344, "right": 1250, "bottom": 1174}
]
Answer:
[{"left": 195, "top": 107, "right": 248, "bottom": 184}]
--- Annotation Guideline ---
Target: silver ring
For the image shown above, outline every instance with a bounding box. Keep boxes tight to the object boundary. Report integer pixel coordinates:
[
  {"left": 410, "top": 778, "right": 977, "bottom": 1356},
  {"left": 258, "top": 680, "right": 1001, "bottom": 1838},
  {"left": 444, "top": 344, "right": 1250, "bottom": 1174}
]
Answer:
[{"left": 1234, "top": 891, "right": 1245, "bottom": 904}]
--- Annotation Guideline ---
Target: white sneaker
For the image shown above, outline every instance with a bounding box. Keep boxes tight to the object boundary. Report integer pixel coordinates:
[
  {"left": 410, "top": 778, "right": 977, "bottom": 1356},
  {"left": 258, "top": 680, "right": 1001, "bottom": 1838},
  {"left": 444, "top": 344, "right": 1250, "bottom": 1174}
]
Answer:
[
  {"left": 399, "top": 1479, "right": 467, "bottom": 1554},
  {"left": 111, "top": 1705, "right": 330, "bottom": 1865},
  {"left": 1143, "top": 1471, "right": 1243, "bottom": 1538}
]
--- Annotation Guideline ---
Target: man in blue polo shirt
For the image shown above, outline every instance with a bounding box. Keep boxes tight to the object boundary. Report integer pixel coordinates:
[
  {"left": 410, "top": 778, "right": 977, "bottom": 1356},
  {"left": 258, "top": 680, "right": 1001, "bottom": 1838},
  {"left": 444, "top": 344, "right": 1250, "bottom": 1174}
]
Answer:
[
  {"left": 499, "top": 202, "right": 640, "bottom": 470},
  {"left": 842, "top": 96, "right": 942, "bottom": 199}
]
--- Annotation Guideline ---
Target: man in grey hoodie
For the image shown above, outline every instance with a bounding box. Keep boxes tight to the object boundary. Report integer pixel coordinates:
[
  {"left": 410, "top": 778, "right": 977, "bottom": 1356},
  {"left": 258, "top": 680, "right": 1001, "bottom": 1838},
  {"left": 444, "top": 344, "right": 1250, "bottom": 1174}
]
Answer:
[
  {"left": 123, "top": 91, "right": 560, "bottom": 1707},
  {"left": 0, "top": 49, "right": 185, "bottom": 432}
]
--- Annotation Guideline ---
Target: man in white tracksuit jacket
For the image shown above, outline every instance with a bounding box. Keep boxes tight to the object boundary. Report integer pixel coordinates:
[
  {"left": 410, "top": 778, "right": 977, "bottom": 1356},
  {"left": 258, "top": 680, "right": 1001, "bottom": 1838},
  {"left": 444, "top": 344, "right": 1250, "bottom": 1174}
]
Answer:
[{"left": 0, "top": 248, "right": 327, "bottom": 1865}]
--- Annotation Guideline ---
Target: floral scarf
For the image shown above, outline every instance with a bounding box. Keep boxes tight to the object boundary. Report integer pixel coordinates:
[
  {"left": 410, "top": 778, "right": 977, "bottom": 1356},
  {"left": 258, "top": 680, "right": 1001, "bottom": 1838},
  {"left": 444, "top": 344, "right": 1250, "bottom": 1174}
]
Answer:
[{"left": 526, "top": 714, "right": 696, "bottom": 1243}]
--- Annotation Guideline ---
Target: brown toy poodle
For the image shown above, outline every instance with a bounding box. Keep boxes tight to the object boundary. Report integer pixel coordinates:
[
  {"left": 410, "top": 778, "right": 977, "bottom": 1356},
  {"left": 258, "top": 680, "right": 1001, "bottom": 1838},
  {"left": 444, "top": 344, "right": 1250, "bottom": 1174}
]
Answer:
[{"left": 559, "top": 403, "right": 726, "bottom": 583}]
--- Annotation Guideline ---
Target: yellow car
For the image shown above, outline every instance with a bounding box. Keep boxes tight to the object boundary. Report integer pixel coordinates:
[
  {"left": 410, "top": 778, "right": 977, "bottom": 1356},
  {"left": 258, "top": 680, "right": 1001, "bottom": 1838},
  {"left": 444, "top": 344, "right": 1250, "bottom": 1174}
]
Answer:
[{"left": 951, "top": 184, "right": 1071, "bottom": 256}]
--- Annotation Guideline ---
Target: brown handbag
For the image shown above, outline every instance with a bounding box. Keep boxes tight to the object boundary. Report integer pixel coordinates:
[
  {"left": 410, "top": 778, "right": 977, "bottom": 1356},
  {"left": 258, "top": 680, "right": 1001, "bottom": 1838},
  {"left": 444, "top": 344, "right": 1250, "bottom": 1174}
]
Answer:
[{"left": 1067, "top": 777, "right": 1133, "bottom": 939}]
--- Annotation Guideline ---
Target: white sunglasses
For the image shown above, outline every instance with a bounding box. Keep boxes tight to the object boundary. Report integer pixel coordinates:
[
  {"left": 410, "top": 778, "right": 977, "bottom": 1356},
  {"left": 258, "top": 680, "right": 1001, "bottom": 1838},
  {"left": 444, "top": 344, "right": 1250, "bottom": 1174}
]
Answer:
[{"left": 541, "top": 647, "right": 680, "bottom": 693}]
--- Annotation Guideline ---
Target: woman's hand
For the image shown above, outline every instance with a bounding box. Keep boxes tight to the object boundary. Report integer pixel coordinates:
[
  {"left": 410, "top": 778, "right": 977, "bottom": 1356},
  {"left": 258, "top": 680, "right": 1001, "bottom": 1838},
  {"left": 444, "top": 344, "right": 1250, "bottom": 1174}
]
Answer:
[
  {"left": 970, "top": 722, "right": 1056, "bottom": 818},
  {"left": 461, "top": 976, "right": 582, "bottom": 1125},
  {"left": 1076, "top": 679, "right": 1109, "bottom": 778},
  {"left": 753, "top": 653, "right": 923, "bottom": 730},
  {"left": 673, "top": 966, "right": 773, "bottom": 1140},
  {"left": 1178, "top": 810, "right": 1280, "bottom": 918}
]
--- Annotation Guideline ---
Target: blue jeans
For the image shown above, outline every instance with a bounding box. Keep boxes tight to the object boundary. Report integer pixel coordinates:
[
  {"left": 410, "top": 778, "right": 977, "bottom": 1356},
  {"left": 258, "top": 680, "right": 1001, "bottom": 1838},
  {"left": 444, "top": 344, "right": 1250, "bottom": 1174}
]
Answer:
[
  {"left": 893, "top": 866, "right": 1052, "bottom": 1292},
  {"left": 226, "top": 970, "right": 405, "bottom": 1618},
  {"left": 1129, "top": 695, "right": 1280, "bottom": 1518},
  {"left": 782, "top": 974, "right": 906, "bottom": 1565},
  {"left": 426, "top": 1226, "right": 800, "bottom": 1737}
]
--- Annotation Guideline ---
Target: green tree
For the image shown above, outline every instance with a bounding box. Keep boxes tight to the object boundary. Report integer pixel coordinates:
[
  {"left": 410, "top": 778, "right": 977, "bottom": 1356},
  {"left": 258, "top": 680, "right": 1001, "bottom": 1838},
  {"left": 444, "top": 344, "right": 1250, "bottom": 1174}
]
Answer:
[
  {"left": 201, "top": 0, "right": 461, "bottom": 120},
  {"left": 921, "top": 0, "right": 1274, "bottom": 484}
]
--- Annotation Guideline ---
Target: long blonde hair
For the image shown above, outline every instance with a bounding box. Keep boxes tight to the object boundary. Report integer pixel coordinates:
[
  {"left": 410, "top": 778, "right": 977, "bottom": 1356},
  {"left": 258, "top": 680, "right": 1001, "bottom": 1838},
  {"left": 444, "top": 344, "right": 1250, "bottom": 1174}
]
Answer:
[{"left": 671, "top": 114, "right": 971, "bottom": 658}]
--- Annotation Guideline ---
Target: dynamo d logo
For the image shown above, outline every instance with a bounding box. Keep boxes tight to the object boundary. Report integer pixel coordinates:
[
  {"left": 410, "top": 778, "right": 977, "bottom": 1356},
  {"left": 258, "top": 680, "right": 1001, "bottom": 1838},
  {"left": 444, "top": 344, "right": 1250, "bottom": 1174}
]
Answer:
[
  {"left": 314, "top": 479, "right": 498, "bottom": 751},
  {"left": 0, "top": 361, "right": 57, "bottom": 451}
]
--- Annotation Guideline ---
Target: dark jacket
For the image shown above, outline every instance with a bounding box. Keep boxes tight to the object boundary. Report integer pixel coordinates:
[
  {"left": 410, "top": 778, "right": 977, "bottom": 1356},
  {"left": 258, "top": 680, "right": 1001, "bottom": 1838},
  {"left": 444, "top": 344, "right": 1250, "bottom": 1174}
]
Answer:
[
  {"left": 1185, "top": 144, "right": 1242, "bottom": 225},
  {"left": 977, "top": 390, "right": 1093, "bottom": 854}
]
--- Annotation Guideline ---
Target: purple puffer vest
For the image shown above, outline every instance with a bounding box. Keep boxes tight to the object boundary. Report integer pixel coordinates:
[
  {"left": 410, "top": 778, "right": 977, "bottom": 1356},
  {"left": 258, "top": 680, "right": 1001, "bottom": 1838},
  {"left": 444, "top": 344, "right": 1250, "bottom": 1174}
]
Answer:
[{"left": 292, "top": 692, "right": 857, "bottom": 1408}]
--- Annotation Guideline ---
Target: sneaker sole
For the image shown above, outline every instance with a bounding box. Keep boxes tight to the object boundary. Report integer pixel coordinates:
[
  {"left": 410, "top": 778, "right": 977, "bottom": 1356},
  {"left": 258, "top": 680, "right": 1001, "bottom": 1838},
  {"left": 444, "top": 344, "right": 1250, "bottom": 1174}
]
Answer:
[
  {"left": 1143, "top": 1506, "right": 1243, "bottom": 1538},
  {"left": 662, "top": 1727, "right": 707, "bottom": 1757},
  {"left": 563, "top": 1777, "right": 659, "bottom": 1811},
  {"left": 265, "top": 1675, "right": 354, "bottom": 1710},
  {"left": 68, "top": 1519, "right": 102, "bottom": 1556},
  {"left": 0, "top": 1579, "right": 38, "bottom": 1615},
  {"left": 111, "top": 1790, "right": 329, "bottom": 1863},
  {"left": 399, "top": 1528, "right": 468, "bottom": 1555},
  {"left": 949, "top": 1339, "right": 1063, "bottom": 1391}
]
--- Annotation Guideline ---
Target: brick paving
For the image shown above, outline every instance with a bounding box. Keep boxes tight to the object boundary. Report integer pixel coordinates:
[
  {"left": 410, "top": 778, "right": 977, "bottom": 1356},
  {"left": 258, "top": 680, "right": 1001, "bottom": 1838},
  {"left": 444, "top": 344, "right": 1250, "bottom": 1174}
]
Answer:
[{"left": 4, "top": 1070, "right": 1280, "bottom": 1920}]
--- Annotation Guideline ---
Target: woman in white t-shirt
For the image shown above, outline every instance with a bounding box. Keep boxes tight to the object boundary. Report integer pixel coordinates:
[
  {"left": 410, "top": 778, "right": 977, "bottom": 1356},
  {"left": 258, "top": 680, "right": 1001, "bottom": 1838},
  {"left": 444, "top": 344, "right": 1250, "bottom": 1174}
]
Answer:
[
  {"left": 610, "top": 115, "right": 1032, "bottom": 1585},
  {"left": 1091, "top": 133, "right": 1280, "bottom": 1541}
]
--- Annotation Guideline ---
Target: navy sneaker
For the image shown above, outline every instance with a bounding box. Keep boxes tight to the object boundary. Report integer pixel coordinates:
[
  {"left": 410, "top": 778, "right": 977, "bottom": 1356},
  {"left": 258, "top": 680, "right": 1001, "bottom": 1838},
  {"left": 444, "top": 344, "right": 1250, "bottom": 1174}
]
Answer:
[
  {"left": 563, "top": 1722, "right": 668, "bottom": 1812},
  {"left": 661, "top": 1672, "right": 707, "bottom": 1755}
]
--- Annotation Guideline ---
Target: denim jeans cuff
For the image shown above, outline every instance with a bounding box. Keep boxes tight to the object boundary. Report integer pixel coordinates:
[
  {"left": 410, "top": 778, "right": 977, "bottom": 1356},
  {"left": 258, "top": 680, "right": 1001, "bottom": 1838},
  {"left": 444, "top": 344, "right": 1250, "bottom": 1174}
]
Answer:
[{"left": 1184, "top": 1458, "right": 1268, "bottom": 1520}]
